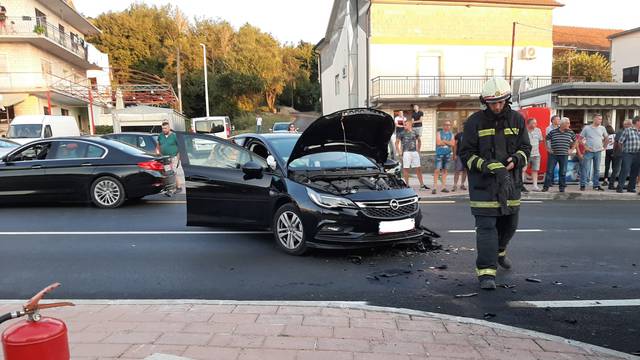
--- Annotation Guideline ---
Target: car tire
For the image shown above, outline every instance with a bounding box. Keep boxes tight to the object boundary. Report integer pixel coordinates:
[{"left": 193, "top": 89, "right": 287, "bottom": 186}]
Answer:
[
  {"left": 90, "top": 176, "right": 126, "bottom": 209},
  {"left": 273, "top": 204, "right": 308, "bottom": 256}
]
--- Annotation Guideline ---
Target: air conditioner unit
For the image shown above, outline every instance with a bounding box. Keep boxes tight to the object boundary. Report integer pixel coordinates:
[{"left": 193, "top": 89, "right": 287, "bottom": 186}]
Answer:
[{"left": 521, "top": 46, "right": 537, "bottom": 60}]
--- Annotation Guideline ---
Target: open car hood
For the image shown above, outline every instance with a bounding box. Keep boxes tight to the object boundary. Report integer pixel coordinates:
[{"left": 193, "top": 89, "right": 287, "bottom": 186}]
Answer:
[{"left": 287, "top": 108, "right": 395, "bottom": 167}]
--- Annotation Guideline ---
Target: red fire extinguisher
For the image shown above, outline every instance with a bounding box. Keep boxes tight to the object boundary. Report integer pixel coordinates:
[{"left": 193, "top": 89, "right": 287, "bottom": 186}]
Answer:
[{"left": 1, "top": 283, "right": 74, "bottom": 360}]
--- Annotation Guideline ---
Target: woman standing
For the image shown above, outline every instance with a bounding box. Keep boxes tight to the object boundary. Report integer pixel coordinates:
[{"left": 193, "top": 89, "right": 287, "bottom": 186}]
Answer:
[{"left": 603, "top": 125, "right": 617, "bottom": 187}]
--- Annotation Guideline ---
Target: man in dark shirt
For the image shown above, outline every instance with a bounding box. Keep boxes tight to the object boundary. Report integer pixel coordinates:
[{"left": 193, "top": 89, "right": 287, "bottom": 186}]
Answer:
[
  {"left": 542, "top": 117, "right": 577, "bottom": 192},
  {"left": 411, "top": 104, "right": 423, "bottom": 136},
  {"left": 452, "top": 129, "right": 467, "bottom": 191}
]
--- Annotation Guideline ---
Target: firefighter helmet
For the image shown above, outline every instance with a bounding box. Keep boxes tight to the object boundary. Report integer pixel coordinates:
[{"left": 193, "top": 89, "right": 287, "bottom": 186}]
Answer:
[{"left": 481, "top": 77, "right": 512, "bottom": 103}]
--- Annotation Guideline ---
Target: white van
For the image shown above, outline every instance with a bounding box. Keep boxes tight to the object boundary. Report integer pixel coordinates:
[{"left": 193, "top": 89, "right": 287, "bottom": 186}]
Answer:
[
  {"left": 6, "top": 115, "right": 80, "bottom": 145},
  {"left": 191, "top": 116, "right": 232, "bottom": 139}
]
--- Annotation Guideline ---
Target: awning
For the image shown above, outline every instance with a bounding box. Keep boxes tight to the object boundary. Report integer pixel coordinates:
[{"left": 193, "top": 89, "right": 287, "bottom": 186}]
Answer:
[
  {"left": 0, "top": 93, "right": 28, "bottom": 107},
  {"left": 558, "top": 96, "right": 640, "bottom": 107}
]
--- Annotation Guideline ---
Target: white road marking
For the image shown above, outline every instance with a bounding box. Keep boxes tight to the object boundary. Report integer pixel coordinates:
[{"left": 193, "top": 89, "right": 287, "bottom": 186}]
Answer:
[
  {"left": 418, "top": 200, "right": 456, "bottom": 204},
  {"left": 629, "top": 228, "right": 640, "bottom": 231},
  {"left": 0, "top": 231, "right": 271, "bottom": 236},
  {"left": 448, "top": 229, "right": 543, "bottom": 234},
  {"left": 509, "top": 299, "right": 640, "bottom": 308},
  {"left": 521, "top": 200, "right": 544, "bottom": 204},
  {"left": 145, "top": 200, "right": 186, "bottom": 204}
]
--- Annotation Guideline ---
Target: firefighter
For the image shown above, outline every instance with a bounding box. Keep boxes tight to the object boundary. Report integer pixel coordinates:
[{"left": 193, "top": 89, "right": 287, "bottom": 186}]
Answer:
[{"left": 459, "top": 77, "right": 532, "bottom": 290}]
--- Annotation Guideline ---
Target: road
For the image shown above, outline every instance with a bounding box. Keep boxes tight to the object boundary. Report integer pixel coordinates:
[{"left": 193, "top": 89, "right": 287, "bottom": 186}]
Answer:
[{"left": 0, "top": 199, "right": 638, "bottom": 355}]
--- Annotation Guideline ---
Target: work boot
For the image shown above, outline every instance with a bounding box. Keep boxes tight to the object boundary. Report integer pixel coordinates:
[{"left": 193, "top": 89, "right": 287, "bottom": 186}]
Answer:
[
  {"left": 498, "top": 255, "right": 512, "bottom": 269},
  {"left": 479, "top": 276, "right": 497, "bottom": 290}
]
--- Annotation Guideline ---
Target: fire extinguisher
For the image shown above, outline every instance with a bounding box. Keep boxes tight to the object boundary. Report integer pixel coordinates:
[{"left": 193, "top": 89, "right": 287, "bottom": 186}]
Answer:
[{"left": 1, "top": 283, "right": 74, "bottom": 360}]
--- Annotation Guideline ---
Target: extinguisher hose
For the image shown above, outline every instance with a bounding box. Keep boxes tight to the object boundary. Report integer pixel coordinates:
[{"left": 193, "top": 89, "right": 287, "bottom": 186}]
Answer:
[{"left": 0, "top": 313, "right": 13, "bottom": 324}]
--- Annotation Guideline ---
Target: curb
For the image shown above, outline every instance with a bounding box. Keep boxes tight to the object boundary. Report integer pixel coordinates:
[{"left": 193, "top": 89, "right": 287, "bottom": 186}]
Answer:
[{"left": 0, "top": 299, "right": 633, "bottom": 359}]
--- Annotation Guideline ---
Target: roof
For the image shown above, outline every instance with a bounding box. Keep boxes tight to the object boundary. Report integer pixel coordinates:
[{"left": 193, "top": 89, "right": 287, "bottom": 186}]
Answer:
[
  {"left": 415, "top": 0, "right": 563, "bottom": 6},
  {"left": 553, "top": 26, "right": 622, "bottom": 51},
  {"left": 608, "top": 27, "right": 640, "bottom": 40},
  {"left": 520, "top": 82, "right": 640, "bottom": 100}
]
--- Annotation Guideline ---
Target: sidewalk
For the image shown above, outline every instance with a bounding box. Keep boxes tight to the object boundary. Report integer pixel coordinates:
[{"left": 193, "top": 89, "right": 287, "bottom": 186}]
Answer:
[{"left": 0, "top": 301, "right": 631, "bottom": 360}]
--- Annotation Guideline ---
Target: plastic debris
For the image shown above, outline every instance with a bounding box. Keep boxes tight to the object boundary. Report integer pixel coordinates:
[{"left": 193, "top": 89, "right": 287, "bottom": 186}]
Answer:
[
  {"left": 348, "top": 255, "right": 363, "bottom": 265},
  {"left": 497, "top": 284, "right": 516, "bottom": 289},
  {"left": 483, "top": 312, "right": 497, "bottom": 319},
  {"left": 526, "top": 278, "right": 542, "bottom": 283},
  {"left": 553, "top": 281, "right": 563, "bottom": 286},
  {"left": 455, "top": 293, "right": 479, "bottom": 298}
]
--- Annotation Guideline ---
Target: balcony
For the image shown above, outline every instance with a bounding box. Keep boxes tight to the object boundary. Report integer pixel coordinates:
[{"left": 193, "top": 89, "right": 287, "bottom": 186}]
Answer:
[
  {"left": 0, "top": 17, "right": 99, "bottom": 70},
  {"left": 370, "top": 76, "right": 585, "bottom": 103},
  {"left": 0, "top": 71, "right": 107, "bottom": 106}
]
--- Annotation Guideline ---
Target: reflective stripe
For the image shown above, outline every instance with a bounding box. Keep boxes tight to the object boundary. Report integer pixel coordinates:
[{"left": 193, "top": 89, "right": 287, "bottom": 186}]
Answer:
[
  {"left": 487, "top": 162, "right": 504, "bottom": 171},
  {"left": 477, "top": 268, "right": 497, "bottom": 277},
  {"left": 517, "top": 150, "right": 528, "bottom": 166},
  {"left": 470, "top": 200, "right": 521, "bottom": 208},
  {"left": 498, "top": 251, "right": 507, "bottom": 257},
  {"left": 478, "top": 128, "right": 495, "bottom": 137},
  {"left": 476, "top": 158, "right": 485, "bottom": 171},
  {"left": 467, "top": 155, "right": 479, "bottom": 170},
  {"left": 504, "top": 128, "right": 520, "bottom": 135}
]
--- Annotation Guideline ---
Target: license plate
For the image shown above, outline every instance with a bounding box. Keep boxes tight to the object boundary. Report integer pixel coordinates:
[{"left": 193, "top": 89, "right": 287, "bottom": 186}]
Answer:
[
  {"left": 379, "top": 218, "right": 415, "bottom": 234},
  {"left": 164, "top": 164, "right": 171, "bottom": 172}
]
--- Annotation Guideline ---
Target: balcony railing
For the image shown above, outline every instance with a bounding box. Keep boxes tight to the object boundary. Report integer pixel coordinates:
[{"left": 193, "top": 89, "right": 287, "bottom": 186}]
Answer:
[
  {"left": 370, "top": 76, "right": 585, "bottom": 101},
  {"left": 0, "top": 16, "right": 88, "bottom": 60}
]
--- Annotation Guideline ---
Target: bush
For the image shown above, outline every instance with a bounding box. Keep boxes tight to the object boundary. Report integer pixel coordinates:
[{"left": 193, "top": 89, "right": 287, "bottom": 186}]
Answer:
[{"left": 94, "top": 125, "right": 113, "bottom": 135}]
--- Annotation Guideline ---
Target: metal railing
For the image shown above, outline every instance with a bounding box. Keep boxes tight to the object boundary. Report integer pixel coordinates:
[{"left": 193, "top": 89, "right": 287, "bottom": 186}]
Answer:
[
  {"left": 0, "top": 16, "right": 88, "bottom": 60},
  {"left": 370, "top": 76, "right": 585, "bottom": 100}
]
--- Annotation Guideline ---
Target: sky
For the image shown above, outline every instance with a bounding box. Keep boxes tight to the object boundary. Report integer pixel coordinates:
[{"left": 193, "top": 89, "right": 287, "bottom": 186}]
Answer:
[{"left": 74, "top": 0, "right": 638, "bottom": 44}]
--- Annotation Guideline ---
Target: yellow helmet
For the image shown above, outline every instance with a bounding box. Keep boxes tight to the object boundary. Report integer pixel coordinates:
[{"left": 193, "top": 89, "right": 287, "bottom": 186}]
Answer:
[{"left": 481, "top": 77, "right": 511, "bottom": 103}]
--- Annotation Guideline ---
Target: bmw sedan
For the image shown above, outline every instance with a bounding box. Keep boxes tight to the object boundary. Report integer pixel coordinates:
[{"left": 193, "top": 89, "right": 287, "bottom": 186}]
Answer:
[
  {"left": 0, "top": 137, "right": 175, "bottom": 208},
  {"left": 177, "top": 108, "right": 431, "bottom": 255}
]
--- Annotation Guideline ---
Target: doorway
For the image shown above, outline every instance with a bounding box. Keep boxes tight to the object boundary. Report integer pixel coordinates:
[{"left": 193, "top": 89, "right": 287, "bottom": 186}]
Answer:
[{"left": 416, "top": 56, "right": 440, "bottom": 96}]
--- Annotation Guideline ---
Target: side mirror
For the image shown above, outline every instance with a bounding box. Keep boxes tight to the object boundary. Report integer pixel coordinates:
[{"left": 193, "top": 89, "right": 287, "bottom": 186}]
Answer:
[
  {"left": 266, "top": 155, "right": 277, "bottom": 171},
  {"left": 1, "top": 155, "right": 7, "bottom": 162},
  {"left": 242, "top": 161, "right": 264, "bottom": 179}
]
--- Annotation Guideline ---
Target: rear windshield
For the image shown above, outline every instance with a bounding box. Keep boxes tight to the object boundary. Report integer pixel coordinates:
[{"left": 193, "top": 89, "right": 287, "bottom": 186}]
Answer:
[
  {"left": 273, "top": 123, "right": 290, "bottom": 131},
  {"left": 105, "top": 139, "right": 149, "bottom": 156},
  {"left": 8, "top": 124, "right": 42, "bottom": 138},
  {"left": 0, "top": 139, "right": 17, "bottom": 148},
  {"left": 195, "top": 120, "right": 225, "bottom": 134}
]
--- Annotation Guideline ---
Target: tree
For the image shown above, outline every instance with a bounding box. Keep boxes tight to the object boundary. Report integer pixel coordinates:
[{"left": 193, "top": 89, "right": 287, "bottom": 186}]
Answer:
[{"left": 552, "top": 51, "right": 612, "bottom": 82}]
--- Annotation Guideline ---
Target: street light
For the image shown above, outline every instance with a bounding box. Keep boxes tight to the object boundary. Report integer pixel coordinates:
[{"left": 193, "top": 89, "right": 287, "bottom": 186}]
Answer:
[{"left": 200, "top": 43, "right": 210, "bottom": 118}]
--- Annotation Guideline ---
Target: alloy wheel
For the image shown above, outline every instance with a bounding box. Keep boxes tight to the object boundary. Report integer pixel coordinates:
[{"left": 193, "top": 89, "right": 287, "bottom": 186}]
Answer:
[
  {"left": 93, "top": 179, "right": 121, "bottom": 207},
  {"left": 276, "top": 211, "right": 304, "bottom": 250}
]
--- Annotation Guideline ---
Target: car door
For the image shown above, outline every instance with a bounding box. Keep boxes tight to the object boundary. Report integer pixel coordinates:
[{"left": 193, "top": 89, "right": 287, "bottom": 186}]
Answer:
[
  {"left": 178, "top": 133, "right": 273, "bottom": 227},
  {"left": 0, "top": 142, "right": 52, "bottom": 202}
]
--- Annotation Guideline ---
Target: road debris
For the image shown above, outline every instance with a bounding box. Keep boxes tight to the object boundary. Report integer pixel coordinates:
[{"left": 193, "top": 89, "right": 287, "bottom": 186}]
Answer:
[
  {"left": 564, "top": 319, "right": 578, "bottom": 325},
  {"left": 429, "top": 264, "right": 448, "bottom": 270},
  {"left": 455, "top": 293, "right": 479, "bottom": 298},
  {"left": 497, "top": 284, "right": 516, "bottom": 289},
  {"left": 483, "top": 313, "right": 497, "bottom": 319},
  {"left": 367, "top": 269, "right": 412, "bottom": 281},
  {"left": 348, "top": 255, "right": 363, "bottom": 265},
  {"left": 526, "top": 278, "right": 542, "bottom": 283},
  {"left": 553, "top": 281, "right": 563, "bottom": 286}
]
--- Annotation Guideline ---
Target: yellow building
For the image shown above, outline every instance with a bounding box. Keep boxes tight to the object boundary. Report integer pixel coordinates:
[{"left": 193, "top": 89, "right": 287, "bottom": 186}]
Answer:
[
  {"left": 317, "top": 0, "right": 562, "bottom": 151},
  {"left": 0, "top": 0, "right": 107, "bottom": 134}
]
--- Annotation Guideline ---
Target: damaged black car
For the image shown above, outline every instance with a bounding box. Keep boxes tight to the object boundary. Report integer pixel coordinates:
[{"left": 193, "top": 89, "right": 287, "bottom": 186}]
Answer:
[{"left": 178, "top": 108, "right": 431, "bottom": 255}]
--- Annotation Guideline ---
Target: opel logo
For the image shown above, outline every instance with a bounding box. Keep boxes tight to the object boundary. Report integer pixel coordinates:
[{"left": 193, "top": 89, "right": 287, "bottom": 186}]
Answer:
[{"left": 389, "top": 199, "right": 400, "bottom": 210}]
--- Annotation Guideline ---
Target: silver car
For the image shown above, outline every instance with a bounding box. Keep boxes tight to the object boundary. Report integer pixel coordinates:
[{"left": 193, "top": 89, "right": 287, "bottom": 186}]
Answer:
[{"left": 0, "top": 138, "right": 19, "bottom": 158}]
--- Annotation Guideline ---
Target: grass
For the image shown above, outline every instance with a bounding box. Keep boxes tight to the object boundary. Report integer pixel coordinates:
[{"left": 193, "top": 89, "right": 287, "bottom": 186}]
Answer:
[{"left": 233, "top": 112, "right": 295, "bottom": 135}]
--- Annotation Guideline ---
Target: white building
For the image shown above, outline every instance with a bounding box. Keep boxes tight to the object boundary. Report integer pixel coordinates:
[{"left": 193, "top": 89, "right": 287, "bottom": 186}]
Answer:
[
  {"left": 316, "top": 0, "right": 562, "bottom": 151},
  {"left": 609, "top": 27, "right": 640, "bottom": 83}
]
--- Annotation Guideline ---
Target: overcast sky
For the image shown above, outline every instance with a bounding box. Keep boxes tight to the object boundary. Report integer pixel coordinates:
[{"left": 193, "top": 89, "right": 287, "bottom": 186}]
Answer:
[{"left": 74, "top": 0, "right": 638, "bottom": 44}]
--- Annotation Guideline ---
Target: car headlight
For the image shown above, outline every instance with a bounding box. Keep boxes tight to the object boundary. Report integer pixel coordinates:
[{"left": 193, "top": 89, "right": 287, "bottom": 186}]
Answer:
[{"left": 306, "top": 188, "right": 357, "bottom": 209}]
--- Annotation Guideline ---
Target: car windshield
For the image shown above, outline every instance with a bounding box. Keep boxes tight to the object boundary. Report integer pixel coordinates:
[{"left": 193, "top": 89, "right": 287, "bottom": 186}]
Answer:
[
  {"left": 268, "top": 137, "right": 299, "bottom": 162},
  {"left": 7, "top": 124, "right": 42, "bottom": 138},
  {"left": 289, "top": 151, "right": 378, "bottom": 171},
  {"left": 195, "top": 120, "right": 225, "bottom": 134},
  {"left": 273, "top": 123, "right": 289, "bottom": 131}
]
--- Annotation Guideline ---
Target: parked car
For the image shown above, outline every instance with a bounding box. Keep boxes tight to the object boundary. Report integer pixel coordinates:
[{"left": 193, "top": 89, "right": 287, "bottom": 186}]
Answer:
[
  {"left": 0, "top": 137, "right": 175, "bottom": 208},
  {"left": 191, "top": 116, "right": 232, "bottom": 139},
  {"left": 176, "top": 108, "right": 430, "bottom": 255},
  {"left": 5, "top": 115, "right": 80, "bottom": 145},
  {"left": 0, "top": 138, "right": 19, "bottom": 157},
  {"left": 271, "top": 122, "right": 291, "bottom": 133},
  {"left": 102, "top": 132, "right": 159, "bottom": 154}
]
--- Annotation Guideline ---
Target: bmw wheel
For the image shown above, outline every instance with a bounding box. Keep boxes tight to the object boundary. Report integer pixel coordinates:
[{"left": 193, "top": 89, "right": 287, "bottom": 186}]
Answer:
[
  {"left": 273, "top": 204, "right": 308, "bottom": 255},
  {"left": 91, "top": 176, "right": 126, "bottom": 209}
]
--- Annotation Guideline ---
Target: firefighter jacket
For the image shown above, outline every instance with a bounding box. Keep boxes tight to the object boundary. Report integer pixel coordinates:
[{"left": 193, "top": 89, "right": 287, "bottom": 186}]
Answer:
[{"left": 459, "top": 106, "right": 532, "bottom": 216}]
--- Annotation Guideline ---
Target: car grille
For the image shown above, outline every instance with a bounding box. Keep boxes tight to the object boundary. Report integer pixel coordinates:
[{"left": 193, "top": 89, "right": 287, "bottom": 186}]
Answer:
[{"left": 356, "top": 197, "right": 419, "bottom": 219}]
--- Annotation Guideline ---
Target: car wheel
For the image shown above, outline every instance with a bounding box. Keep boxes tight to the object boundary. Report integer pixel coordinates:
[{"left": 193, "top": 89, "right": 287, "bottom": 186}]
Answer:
[
  {"left": 273, "top": 204, "right": 308, "bottom": 255},
  {"left": 91, "top": 176, "right": 126, "bottom": 209}
]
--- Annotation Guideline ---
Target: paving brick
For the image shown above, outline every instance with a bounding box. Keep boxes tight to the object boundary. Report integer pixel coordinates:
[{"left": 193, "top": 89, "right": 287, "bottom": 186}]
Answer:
[
  {"left": 334, "top": 327, "right": 384, "bottom": 340},
  {"left": 531, "top": 352, "right": 590, "bottom": 360},
  {"left": 233, "top": 305, "right": 279, "bottom": 314},
  {"left": 210, "top": 313, "right": 258, "bottom": 324},
  {"left": 182, "top": 322, "right": 236, "bottom": 334},
  {"left": 134, "top": 321, "right": 187, "bottom": 333},
  {"left": 303, "top": 315, "right": 349, "bottom": 327},
  {"left": 322, "top": 308, "right": 366, "bottom": 318},
  {"left": 423, "top": 344, "right": 483, "bottom": 359},
  {"left": 264, "top": 336, "right": 317, "bottom": 350},
  {"left": 371, "top": 341, "right": 425, "bottom": 355},
  {"left": 163, "top": 311, "right": 215, "bottom": 323},
  {"left": 317, "top": 338, "right": 371, "bottom": 352},
  {"left": 209, "top": 334, "right": 265, "bottom": 348},
  {"left": 234, "top": 323, "right": 285, "bottom": 336},
  {"left": 183, "top": 345, "right": 240, "bottom": 360},
  {"left": 144, "top": 304, "right": 193, "bottom": 313},
  {"left": 102, "top": 331, "right": 161, "bottom": 344},
  {"left": 355, "top": 353, "right": 410, "bottom": 360},
  {"left": 351, "top": 318, "right": 398, "bottom": 330},
  {"left": 397, "top": 319, "right": 447, "bottom": 332},
  {"left": 482, "top": 336, "right": 544, "bottom": 351},
  {"left": 297, "top": 350, "right": 354, "bottom": 360},
  {"left": 238, "top": 348, "right": 297, "bottom": 360},
  {"left": 366, "top": 312, "right": 411, "bottom": 320},
  {"left": 443, "top": 322, "right": 497, "bottom": 336},
  {"left": 188, "top": 304, "right": 237, "bottom": 313},
  {"left": 432, "top": 333, "right": 489, "bottom": 347},
  {"left": 383, "top": 329, "right": 435, "bottom": 343},
  {"left": 68, "top": 331, "right": 111, "bottom": 344},
  {"left": 277, "top": 306, "right": 323, "bottom": 315},
  {"left": 256, "top": 314, "right": 304, "bottom": 325},
  {"left": 475, "top": 347, "right": 538, "bottom": 360},
  {"left": 72, "top": 343, "right": 131, "bottom": 358},
  {"left": 283, "top": 325, "right": 333, "bottom": 338},
  {"left": 154, "top": 332, "right": 212, "bottom": 346},
  {"left": 534, "top": 340, "right": 589, "bottom": 354},
  {"left": 121, "top": 344, "right": 187, "bottom": 359},
  {"left": 84, "top": 322, "right": 139, "bottom": 333}
]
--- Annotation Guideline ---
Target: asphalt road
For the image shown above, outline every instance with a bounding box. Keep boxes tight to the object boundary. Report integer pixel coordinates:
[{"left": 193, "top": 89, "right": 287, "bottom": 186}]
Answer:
[{"left": 0, "top": 199, "right": 638, "bottom": 354}]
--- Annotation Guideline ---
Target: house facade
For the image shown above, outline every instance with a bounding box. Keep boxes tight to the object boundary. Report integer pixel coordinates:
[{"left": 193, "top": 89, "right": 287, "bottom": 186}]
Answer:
[
  {"left": 316, "top": 0, "right": 562, "bottom": 152},
  {"left": 0, "top": 0, "right": 109, "bottom": 134},
  {"left": 609, "top": 27, "right": 640, "bottom": 83}
]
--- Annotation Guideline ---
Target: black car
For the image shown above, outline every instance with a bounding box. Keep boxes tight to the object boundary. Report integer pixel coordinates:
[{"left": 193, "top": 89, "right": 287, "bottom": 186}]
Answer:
[
  {"left": 102, "top": 132, "right": 159, "bottom": 154},
  {"left": 0, "top": 137, "right": 175, "bottom": 208},
  {"left": 176, "top": 108, "right": 428, "bottom": 255}
]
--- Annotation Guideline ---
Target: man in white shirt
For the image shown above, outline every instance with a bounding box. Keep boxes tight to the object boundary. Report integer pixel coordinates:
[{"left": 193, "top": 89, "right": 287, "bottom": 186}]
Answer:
[
  {"left": 579, "top": 114, "right": 608, "bottom": 191},
  {"left": 525, "top": 118, "right": 544, "bottom": 191},
  {"left": 256, "top": 115, "right": 263, "bottom": 133},
  {"left": 391, "top": 110, "right": 407, "bottom": 160}
]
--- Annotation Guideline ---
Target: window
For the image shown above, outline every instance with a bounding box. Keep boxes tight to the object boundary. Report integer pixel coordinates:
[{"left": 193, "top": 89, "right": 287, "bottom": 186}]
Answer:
[
  {"left": 61, "top": 108, "right": 69, "bottom": 116},
  {"left": 622, "top": 66, "right": 639, "bottom": 83},
  {"left": 43, "top": 125, "right": 52, "bottom": 138},
  {"left": 41, "top": 59, "right": 52, "bottom": 75},
  {"left": 9, "top": 143, "right": 51, "bottom": 162},
  {"left": 43, "top": 106, "right": 51, "bottom": 115},
  {"left": 8, "top": 124, "right": 42, "bottom": 139},
  {"left": 183, "top": 136, "right": 263, "bottom": 169},
  {"left": 334, "top": 74, "right": 340, "bottom": 95},
  {"left": 50, "top": 141, "right": 105, "bottom": 160},
  {"left": 58, "top": 24, "right": 65, "bottom": 46}
]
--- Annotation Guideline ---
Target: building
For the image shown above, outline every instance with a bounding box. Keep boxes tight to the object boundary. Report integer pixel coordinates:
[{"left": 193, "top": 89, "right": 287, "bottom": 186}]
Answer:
[
  {"left": 0, "top": 0, "right": 109, "bottom": 134},
  {"left": 609, "top": 27, "right": 640, "bottom": 83},
  {"left": 553, "top": 25, "right": 622, "bottom": 59},
  {"left": 316, "top": 0, "right": 562, "bottom": 152}
]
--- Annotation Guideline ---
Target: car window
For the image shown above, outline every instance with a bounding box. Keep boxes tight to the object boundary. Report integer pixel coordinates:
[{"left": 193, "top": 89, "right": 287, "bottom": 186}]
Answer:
[
  {"left": 268, "top": 137, "right": 299, "bottom": 163},
  {"left": 0, "top": 139, "right": 17, "bottom": 148},
  {"left": 195, "top": 120, "right": 225, "bottom": 134},
  {"left": 183, "top": 135, "right": 264, "bottom": 169},
  {"left": 9, "top": 143, "right": 51, "bottom": 162},
  {"left": 49, "top": 141, "right": 105, "bottom": 160},
  {"left": 43, "top": 125, "right": 52, "bottom": 138}
]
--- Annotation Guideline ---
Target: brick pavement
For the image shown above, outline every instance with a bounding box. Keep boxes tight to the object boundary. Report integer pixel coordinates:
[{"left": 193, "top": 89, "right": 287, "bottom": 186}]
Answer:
[{"left": 0, "top": 302, "right": 631, "bottom": 360}]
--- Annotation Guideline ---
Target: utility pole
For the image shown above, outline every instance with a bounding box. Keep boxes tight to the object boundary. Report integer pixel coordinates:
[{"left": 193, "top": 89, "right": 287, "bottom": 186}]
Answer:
[
  {"left": 177, "top": 45, "right": 183, "bottom": 114},
  {"left": 509, "top": 22, "right": 516, "bottom": 83},
  {"left": 200, "top": 43, "right": 210, "bottom": 118}
]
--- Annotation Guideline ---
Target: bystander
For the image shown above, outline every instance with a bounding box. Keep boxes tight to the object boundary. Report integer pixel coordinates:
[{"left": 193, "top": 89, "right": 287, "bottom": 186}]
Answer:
[
  {"left": 542, "top": 117, "right": 577, "bottom": 193},
  {"left": 616, "top": 117, "right": 640, "bottom": 193}
]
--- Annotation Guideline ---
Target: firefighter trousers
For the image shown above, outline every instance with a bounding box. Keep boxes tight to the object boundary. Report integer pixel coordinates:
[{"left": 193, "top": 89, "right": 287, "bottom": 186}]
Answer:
[{"left": 474, "top": 213, "right": 519, "bottom": 278}]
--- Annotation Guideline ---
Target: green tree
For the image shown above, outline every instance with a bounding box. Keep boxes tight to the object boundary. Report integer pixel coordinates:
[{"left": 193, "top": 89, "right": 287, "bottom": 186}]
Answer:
[{"left": 552, "top": 51, "right": 612, "bottom": 82}]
